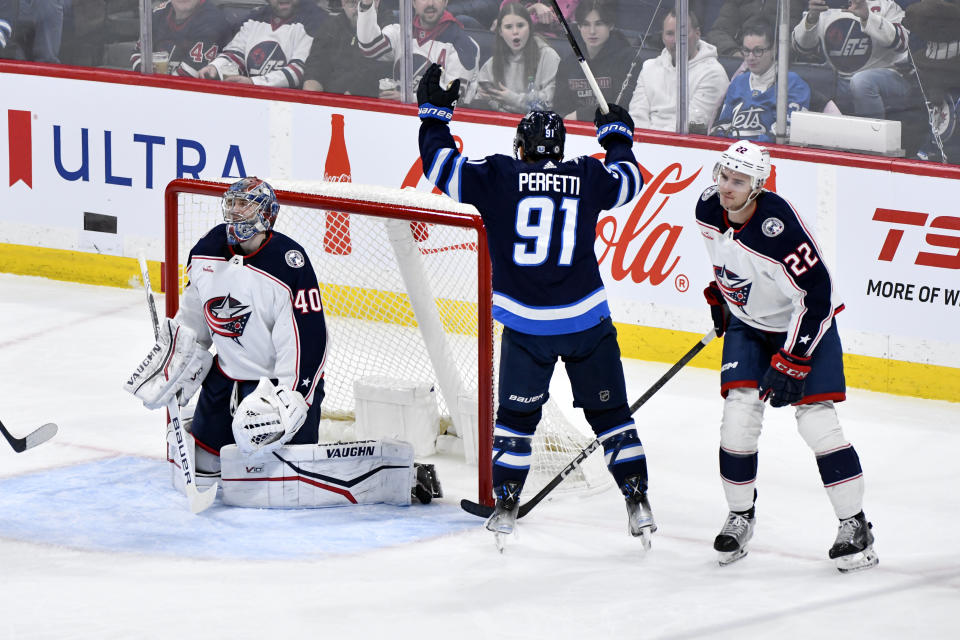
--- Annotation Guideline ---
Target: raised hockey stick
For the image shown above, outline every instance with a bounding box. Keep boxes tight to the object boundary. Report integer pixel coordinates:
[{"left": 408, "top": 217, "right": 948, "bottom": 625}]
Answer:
[
  {"left": 137, "top": 252, "right": 218, "bottom": 514},
  {"left": 546, "top": 0, "right": 609, "bottom": 115},
  {"left": 461, "top": 329, "right": 717, "bottom": 519},
  {"left": 0, "top": 419, "right": 58, "bottom": 453}
]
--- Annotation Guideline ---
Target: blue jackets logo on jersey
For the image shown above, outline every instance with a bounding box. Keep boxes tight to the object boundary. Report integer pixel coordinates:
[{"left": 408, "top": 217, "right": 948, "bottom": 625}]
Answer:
[
  {"left": 714, "top": 266, "right": 752, "bottom": 307},
  {"left": 204, "top": 293, "right": 252, "bottom": 343}
]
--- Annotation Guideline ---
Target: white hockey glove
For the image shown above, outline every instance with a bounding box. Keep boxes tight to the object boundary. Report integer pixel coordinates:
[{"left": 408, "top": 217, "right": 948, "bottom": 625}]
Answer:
[
  {"left": 123, "top": 318, "right": 212, "bottom": 410},
  {"left": 231, "top": 378, "right": 308, "bottom": 456}
]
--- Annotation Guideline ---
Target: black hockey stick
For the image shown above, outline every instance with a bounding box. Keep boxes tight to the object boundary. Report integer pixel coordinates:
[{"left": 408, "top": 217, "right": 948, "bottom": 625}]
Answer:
[
  {"left": 461, "top": 329, "right": 717, "bottom": 519},
  {"left": 546, "top": 0, "right": 609, "bottom": 115},
  {"left": 0, "top": 419, "right": 58, "bottom": 453}
]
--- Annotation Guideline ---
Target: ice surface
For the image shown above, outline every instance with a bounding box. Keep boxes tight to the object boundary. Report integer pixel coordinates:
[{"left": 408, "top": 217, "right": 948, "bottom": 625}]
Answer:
[{"left": 0, "top": 274, "right": 957, "bottom": 639}]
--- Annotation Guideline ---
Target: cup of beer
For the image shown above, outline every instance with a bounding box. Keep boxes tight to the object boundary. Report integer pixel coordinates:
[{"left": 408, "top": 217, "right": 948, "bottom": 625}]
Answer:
[{"left": 152, "top": 51, "right": 170, "bottom": 74}]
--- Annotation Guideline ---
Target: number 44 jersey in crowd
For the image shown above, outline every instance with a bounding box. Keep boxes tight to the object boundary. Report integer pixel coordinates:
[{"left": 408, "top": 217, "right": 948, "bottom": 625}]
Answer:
[
  {"left": 419, "top": 125, "right": 643, "bottom": 336},
  {"left": 175, "top": 225, "right": 327, "bottom": 407}
]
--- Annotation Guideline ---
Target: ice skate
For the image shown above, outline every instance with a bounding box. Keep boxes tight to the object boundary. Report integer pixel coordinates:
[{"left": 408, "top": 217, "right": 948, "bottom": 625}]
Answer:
[
  {"left": 622, "top": 475, "right": 657, "bottom": 549},
  {"left": 411, "top": 463, "right": 443, "bottom": 504},
  {"left": 485, "top": 481, "right": 521, "bottom": 552},
  {"left": 829, "top": 512, "right": 878, "bottom": 573},
  {"left": 714, "top": 508, "right": 755, "bottom": 566}
]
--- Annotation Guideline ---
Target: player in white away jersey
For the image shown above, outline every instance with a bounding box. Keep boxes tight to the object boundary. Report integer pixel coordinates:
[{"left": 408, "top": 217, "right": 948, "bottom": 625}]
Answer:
[
  {"left": 125, "top": 177, "right": 327, "bottom": 480},
  {"left": 695, "top": 141, "right": 878, "bottom": 573}
]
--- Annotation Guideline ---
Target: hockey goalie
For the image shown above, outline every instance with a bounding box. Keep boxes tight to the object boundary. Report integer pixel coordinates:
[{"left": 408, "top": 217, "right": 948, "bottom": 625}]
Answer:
[{"left": 123, "top": 177, "right": 441, "bottom": 508}]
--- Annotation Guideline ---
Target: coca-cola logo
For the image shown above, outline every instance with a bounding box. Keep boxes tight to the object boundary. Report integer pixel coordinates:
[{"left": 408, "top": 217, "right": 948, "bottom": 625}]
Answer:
[{"left": 596, "top": 158, "right": 701, "bottom": 288}]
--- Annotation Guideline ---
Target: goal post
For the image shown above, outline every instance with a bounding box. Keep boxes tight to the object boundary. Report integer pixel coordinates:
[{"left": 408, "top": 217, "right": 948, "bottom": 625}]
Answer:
[{"left": 164, "top": 178, "right": 611, "bottom": 508}]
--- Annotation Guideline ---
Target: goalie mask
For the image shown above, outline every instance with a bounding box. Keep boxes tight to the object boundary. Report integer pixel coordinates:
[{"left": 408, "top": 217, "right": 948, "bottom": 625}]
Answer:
[
  {"left": 514, "top": 110, "right": 566, "bottom": 161},
  {"left": 222, "top": 177, "right": 280, "bottom": 245}
]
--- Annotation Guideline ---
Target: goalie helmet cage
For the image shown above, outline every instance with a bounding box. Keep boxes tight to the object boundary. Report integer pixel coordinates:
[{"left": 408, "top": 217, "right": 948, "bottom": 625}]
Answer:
[{"left": 164, "top": 178, "right": 611, "bottom": 507}]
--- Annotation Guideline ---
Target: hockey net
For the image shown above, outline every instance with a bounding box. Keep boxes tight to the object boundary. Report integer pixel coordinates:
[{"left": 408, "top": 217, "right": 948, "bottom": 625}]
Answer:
[{"left": 164, "top": 179, "right": 611, "bottom": 504}]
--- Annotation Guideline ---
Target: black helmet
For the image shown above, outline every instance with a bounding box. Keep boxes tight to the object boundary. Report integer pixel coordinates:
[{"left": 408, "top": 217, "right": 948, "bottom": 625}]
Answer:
[{"left": 514, "top": 110, "right": 565, "bottom": 161}]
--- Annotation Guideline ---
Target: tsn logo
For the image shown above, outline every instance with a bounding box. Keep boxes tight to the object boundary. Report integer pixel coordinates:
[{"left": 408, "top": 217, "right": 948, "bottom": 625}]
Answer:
[{"left": 872, "top": 209, "right": 960, "bottom": 269}]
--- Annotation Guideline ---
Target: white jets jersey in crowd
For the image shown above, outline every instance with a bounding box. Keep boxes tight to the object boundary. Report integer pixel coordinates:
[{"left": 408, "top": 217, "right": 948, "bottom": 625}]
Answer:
[
  {"left": 175, "top": 225, "right": 327, "bottom": 406},
  {"left": 793, "top": 0, "right": 909, "bottom": 76},
  {"left": 207, "top": 3, "right": 327, "bottom": 87},
  {"left": 695, "top": 187, "right": 843, "bottom": 359}
]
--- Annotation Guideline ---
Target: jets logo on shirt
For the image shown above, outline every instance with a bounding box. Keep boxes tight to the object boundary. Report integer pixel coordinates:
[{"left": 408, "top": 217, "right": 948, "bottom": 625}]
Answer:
[
  {"left": 714, "top": 266, "right": 752, "bottom": 307},
  {"left": 204, "top": 293, "right": 252, "bottom": 343}
]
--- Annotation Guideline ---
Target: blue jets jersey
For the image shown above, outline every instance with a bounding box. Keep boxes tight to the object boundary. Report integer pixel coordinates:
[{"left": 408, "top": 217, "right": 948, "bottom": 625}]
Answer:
[
  {"left": 713, "top": 72, "right": 811, "bottom": 142},
  {"left": 176, "top": 226, "right": 327, "bottom": 406},
  {"left": 695, "top": 187, "right": 843, "bottom": 359},
  {"left": 419, "top": 122, "right": 643, "bottom": 335}
]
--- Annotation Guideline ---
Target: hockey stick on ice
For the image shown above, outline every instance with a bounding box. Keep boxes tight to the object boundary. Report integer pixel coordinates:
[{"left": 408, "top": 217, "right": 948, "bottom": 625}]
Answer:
[
  {"left": 0, "top": 420, "right": 57, "bottom": 453},
  {"left": 137, "top": 252, "right": 218, "bottom": 514},
  {"left": 546, "top": 0, "right": 609, "bottom": 115},
  {"left": 461, "top": 329, "right": 717, "bottom": 519}
]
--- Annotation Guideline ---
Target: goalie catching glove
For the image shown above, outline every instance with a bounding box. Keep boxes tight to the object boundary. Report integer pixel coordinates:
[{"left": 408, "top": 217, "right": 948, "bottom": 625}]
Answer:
[
  {"left": 123, "top": 318, "right": 212, "bottom": 410},
  {"left": 232, "top": 377, "right": 308, "bottom": 456}
]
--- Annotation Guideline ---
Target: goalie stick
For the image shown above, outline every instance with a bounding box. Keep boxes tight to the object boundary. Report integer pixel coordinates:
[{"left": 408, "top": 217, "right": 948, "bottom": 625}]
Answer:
[
  {"left": 138, "top": 252, "right": 218, "bottom": 514},
  {"left": 461, "top": 329, "right": 717, "bottom": 519},
  {"left": 0, "top": 420, "right": 58, "bottom": 453}
]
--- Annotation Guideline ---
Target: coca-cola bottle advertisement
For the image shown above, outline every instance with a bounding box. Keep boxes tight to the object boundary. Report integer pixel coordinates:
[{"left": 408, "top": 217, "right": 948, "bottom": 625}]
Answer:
[{"left": 324, "top": 113, "right": 352, "bottom": 255}]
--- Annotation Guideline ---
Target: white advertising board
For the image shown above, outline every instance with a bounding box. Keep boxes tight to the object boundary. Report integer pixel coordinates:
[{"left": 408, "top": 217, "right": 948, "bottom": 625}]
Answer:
[{"left": 1, "top": 69, "right": 958, "bottom": 368}]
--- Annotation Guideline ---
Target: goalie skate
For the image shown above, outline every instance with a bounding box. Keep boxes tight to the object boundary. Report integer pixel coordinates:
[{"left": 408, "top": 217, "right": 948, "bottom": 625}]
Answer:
[
  {"left": 622, "top": 475, "right": 657, "bottom": 549},
  {"left": 485, "top": 481, "right": 521, "bottom": 552},
  {"left": 714, "top": 510, "right": 755, "bottom": 566},
  {"left": 829, "top": 512, "right": 879, "bottom": 574}
]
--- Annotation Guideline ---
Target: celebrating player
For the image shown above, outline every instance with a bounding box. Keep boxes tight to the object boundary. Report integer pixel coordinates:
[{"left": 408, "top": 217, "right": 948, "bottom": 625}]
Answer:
[
  {"left": 696, "top": 141, "right": 878, "bottom": 573},
  {"left": 124, "top": 177, "right": 327, "bottom": 485},
  {"left": 416, "top": 63, "right": 653, "bottom": 545}
]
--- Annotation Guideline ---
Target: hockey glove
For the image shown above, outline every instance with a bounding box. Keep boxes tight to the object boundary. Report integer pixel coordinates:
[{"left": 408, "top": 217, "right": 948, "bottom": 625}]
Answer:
[
  {"left": 759, "top": 350, "right": 811, "bottom": 408},
  {"left": 232, "top": 378, "right": 308, "bottom": 456},
  {"left": 123, "top": 318, "right": 212, "bottom": 410},
  {"left": 594, "top": 103, "right": 635, "bottom": 149},
  {"left": 416, "top": 63, "right": 460, "bottom": 123},
  {"left": 703, "top": 281, "right": 731, "bottom": 338}
]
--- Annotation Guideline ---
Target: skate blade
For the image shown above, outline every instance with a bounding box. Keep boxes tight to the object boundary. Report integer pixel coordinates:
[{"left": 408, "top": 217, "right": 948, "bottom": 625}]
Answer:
[
  {"left": 494, "top": 532, "right": 506, "bottom": 553},
  {"left": 718, "top": 548, "right": 748, "bottom": 566},
  {"left": 835, "top": 547, "right": 879, "bottom": 573}
]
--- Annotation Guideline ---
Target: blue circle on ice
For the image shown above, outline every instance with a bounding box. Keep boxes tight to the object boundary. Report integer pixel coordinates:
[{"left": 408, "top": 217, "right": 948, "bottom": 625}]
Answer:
[{"left": 0, "top": 457, "right": 476, "bottom": 559}]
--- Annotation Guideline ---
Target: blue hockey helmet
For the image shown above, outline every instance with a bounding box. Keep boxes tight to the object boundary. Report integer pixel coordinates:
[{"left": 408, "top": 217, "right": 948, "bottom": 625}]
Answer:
[
  {"left": 514, "top": 110, "right": 565, "bottom": 161},
  {"left": 222, "top": 177, "right": 280, "bottom": 244}
]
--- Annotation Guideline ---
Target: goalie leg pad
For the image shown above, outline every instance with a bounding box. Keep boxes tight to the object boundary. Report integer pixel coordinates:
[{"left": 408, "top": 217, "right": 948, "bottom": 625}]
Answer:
[{"left": 220, "top": 439, "right": 416, "bottom": 508}]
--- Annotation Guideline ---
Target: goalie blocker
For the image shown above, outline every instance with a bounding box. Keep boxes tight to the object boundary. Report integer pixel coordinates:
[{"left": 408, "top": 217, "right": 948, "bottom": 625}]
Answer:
[{"left": 167, "top": 429, "right": 442, "bottom": 507}]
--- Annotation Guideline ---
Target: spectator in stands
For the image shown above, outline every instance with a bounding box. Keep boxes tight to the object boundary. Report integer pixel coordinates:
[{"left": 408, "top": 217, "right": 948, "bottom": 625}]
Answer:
[
  {"left": 198, "top": 0, "right": 328, "bottom": 88},
  {"left": 903, "top": 0, "right": 960, "bottom": 161},
  {"left": 711, "top": 18, "right": 811, "bottom": 141},
  {"left": 303, "top": 0, "right": 392, "bottom": 96},
  {"left": 706, "top": 0, "right": 804, "bottom": 57},
  {"left": 357, "top": 0, "right": 480, "bottom": 102},
  {"left": 792, "top": 0, "right": 916, "bottom": 121},
  {"left": 447, "top": 0, "right": 501, "bottom": 29},
  {"left": 131, "top": 0, "right": 233, "bottom": 77},
  {"left": 628, "top": 8, "right": 729, "bottom": 132},
  {"left": 472, "top": 1, "right": 561, "bottom": 112},
  {"left": 0, "top": 0, "right": 13, "bottom": 58},
  {"left": 553, "top": 0, "right": 635, "bottom": 121},
  {"left": 9, "top": 0, "right": 63, "bottom": 62},
  {"left": 520, "top": 0, "right": 579, "bottom": 37}
]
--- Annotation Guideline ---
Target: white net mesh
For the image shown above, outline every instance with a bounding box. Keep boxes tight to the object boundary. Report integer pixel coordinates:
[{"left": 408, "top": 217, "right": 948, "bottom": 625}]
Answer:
[{"left": 172, "top": 181, "right": 611, "bottom": 497}]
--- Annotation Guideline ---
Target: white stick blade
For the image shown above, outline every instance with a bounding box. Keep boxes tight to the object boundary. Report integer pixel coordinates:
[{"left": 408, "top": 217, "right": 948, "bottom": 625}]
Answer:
[
  {"left": 187, "top": 482, "right": 219, "bottom": 514},
  {"left": 25, "top": 423, "right": 58, "bottom": 449}
]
